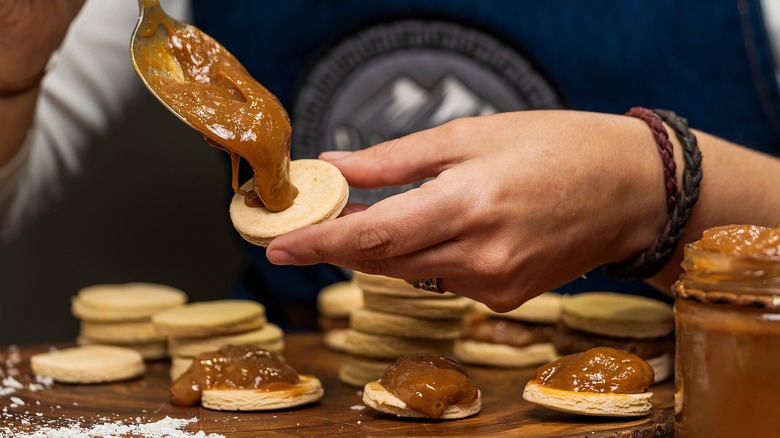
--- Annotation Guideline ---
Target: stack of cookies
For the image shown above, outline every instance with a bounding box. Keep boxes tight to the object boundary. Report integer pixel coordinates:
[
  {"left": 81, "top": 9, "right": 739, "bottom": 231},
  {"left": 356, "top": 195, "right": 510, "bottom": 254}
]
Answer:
[
  {"left": 71, "top": 283, "right": 188, "bottom": 360},
  {"left": 150, "top": 299, "right": 285, "bottom": 380},
  {"left": 454, "top": 292, "right": 563, "bottom": 368},
  {"left": 551, "top": 292, "right": 674, "bottom": 383},
  {"left": 338, "top": 272, "right": 471, "bottom": 387},
  {"left": 316, "top": 278, "right": 364, "bottom": 352}
]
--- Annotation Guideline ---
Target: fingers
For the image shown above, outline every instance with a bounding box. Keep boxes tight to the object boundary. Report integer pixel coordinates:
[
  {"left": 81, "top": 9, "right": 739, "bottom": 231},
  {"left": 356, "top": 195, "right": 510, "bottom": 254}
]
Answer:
[
  {"left": 267, "top": 181, "right": 464, "bottom": 266},
  {"left": 319, "top": 120, "right": 467, "bottom": 189}
]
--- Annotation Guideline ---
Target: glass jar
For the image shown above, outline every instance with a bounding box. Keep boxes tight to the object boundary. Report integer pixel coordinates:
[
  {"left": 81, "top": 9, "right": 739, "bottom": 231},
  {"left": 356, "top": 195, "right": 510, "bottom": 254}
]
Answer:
[{"left": 674, "top": 240, "right": 780, "bottom": 437}]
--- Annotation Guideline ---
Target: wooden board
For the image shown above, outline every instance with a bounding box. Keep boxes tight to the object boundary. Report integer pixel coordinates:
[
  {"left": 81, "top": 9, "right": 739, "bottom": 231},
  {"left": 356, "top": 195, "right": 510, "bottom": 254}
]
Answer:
[{"left": 0, "top": 333, "right": 673, "bottom": 437}]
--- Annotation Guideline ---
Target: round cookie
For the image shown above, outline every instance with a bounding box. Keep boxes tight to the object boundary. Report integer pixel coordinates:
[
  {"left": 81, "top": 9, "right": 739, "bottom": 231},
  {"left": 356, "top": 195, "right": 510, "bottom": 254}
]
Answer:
[
  {"left": 317, "top": 280, "right": 363, "bottom": 318},
  {"left": 152, "top": 299, "right": 266, "bottom": 338},
  {"left": 322, "top": 328, "right": 349, "bottom": 352},
  {"left": 170, "top": 356, "right": 194, "bottom": 381},
  {"left": 350, "top": 308, "right": 465, "bottom": 340},
  {"left": 168, "top": 323, "right": 284, "bottom": 357},
  {"left": 363, "top": 381, "right": 481, "bottom": 420},
  {"left": 471, "top": 292, "right": 563, "bottom": 324},
  {"left": 80, "top": 320, "right": 167, "bottom": 343},
  {"left": 363, "top": 291, "right": 471, "bottom": 319},
  {"left": 453, "top": 340, "right": 558, "bottom": 368},
  {"left": 561, "top": 292, "right": 673, "bottom": 339},
  {"left": 230, "top": 159, "right": 348, "bottom": 247},
  {"left": 522, "top": 381, "right": 653, "bottom": 417},
  {"left": 455, "top": 292, "right": 562, "bottom": 368},
  {"left": 343, "top": 329, "right": 455, "bottom": 360},
  {"left": 353, "top": 272, "right": 457, "bottom": 298},
  {"left": 77, "top": 336, "right": 169, "bottom": 361},
  {"left": 338, "top": 355, "right": 391, "bottom": 387},
  {"left": 30, "top": 345, "right": 145, "bottom": 384},
  {"left": 201, "top": 375, "right": 323, "bottom": 411},
  {"left": 72, "top": 282, "right": 187, "bottom": 322}
]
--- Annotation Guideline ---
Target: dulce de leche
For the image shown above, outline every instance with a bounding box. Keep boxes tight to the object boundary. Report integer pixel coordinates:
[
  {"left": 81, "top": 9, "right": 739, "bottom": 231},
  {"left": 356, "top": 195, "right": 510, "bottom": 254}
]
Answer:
[
  {"left": 170, "top": 345, "right": 300, "bottom": 407},
  {"left": 674, "top": 224, "right": 780, "bottom": 438},
  {"left": 135, "top": 6, "right": 297, "bottom": 211},
  {"left": 531, "top": 346, "right": 654, "bottom": 394},
  {"left": 381, "top": 354, "right": 478, "bottom": 419}
]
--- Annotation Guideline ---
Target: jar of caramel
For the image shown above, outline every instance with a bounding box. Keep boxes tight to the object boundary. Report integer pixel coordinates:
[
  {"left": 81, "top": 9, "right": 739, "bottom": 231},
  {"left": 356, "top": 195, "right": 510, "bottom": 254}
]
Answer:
[{"left": 673, "top": 224, "right": 780, "bottom": 437}]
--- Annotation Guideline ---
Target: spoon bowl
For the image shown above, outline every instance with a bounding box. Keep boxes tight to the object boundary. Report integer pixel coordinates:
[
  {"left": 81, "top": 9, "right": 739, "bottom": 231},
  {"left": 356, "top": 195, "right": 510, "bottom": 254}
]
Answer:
[{"left": 129, "top": 0, "right": 197, "bottom": 131}]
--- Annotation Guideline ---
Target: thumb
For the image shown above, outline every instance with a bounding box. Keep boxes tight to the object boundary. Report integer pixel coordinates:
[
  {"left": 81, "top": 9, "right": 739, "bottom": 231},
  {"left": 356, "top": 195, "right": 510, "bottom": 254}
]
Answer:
[{"left": 318, "top": 122, "right": 463, "bottom": 189}]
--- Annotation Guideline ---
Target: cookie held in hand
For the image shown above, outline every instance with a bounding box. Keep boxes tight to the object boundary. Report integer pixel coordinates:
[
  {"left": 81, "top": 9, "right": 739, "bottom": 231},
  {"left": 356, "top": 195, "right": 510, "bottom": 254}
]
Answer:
[{"left": 230, "top": 159, "right": 348, "bottom": 247}]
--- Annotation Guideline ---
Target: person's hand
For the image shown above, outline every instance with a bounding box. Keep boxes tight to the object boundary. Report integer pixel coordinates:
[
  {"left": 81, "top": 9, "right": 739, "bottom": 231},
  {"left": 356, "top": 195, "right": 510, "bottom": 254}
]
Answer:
[
  {"left": 267, "top": 110, "right": 669, "bottom": 311},
  {"left": 0, "top": 0, "right": 86, "bottom": 82}
]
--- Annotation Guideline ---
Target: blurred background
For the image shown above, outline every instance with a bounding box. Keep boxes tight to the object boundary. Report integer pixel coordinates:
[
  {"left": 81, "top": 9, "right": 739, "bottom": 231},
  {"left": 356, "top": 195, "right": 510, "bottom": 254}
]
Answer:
[{"left": 0, "top": 95, "right": 243, "bottom": 346}]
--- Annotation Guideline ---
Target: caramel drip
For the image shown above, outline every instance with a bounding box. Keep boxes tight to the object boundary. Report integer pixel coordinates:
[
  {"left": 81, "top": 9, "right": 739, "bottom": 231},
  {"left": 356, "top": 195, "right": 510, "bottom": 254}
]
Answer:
[{"left": 137, "top": 4, "right": 298, "bottom": 211}]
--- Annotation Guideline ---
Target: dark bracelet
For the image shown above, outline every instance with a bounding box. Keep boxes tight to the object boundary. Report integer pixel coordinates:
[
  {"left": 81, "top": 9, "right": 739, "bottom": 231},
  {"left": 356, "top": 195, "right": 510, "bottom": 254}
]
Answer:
[
  {"left": 602, "top": 107, "right": 702, "bottom": 279},
  {"left": 0, "top": 69, "right": 47, "bottom": 98}
]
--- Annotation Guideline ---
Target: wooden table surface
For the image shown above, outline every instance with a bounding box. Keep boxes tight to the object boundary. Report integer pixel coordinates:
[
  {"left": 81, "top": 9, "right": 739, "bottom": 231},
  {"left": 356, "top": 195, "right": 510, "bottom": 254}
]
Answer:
[{"left": 0, "top": 333, "right": 673, "bottom": 437}]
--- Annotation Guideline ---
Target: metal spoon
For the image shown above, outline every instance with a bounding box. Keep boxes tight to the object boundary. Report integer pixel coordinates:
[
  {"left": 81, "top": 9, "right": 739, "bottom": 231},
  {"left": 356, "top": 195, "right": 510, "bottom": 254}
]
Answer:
[{"left": 129, "top": 0, "right": 199, "bottom": 131}]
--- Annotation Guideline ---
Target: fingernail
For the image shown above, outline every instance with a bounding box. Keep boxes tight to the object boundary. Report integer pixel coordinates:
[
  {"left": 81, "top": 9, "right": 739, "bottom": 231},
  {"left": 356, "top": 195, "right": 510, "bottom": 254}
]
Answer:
[
  {"left": 267, "top": 249, "right": 295, "bottom": 265},
  {"left": 319, "top": 150, "right": 352, "bottom": 160}
]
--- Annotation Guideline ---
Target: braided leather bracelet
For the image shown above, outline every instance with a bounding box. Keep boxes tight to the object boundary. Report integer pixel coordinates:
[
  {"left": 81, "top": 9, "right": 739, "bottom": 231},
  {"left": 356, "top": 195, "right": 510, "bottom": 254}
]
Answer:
[
  {"left": 0, "top": 69, "right": 46, "bottom": 98},
  {"left": 603, "top": 107, "right": 702, "bottom": 279}
]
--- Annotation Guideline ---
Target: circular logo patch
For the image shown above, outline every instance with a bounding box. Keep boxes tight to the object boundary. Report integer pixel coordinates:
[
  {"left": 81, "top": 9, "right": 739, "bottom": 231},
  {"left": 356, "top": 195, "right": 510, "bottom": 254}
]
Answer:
[{"left": 292, "top": 20, "right": 562, "bottom": 204}]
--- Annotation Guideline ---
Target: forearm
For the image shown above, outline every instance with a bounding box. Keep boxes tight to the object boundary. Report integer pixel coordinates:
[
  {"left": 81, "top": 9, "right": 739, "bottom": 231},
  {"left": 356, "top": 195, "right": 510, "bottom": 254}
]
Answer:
[{"left": 649, "top": 131, "right": 780, "bottom": 290}]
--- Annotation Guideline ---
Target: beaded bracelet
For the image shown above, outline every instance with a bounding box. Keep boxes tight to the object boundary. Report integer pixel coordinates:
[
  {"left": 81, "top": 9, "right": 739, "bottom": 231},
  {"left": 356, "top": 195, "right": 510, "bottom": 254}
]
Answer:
[
  {"left": 0, "top": 69, "right": 47, "bottom": 98},
  {"left": 603, "top": 107, "right": 702, "bottom": 279}
]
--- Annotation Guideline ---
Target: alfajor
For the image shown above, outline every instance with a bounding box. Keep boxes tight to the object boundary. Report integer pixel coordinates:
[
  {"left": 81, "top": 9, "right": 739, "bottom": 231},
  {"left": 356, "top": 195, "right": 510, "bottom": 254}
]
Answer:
[
  {"left": 551, "top": 292, "right": 674, "bottom": 383},
  {"left": 170, "top": 345, "right": 323, "bottom": 411},
  {"left": 230, "top": 159, "right": 348, "bottom": 247},
  {"left": 363, "top": 354, "right": 481, "bottom": 420},
  {"left": 522, "top": 346, "right": 654, "bottom": 417},
  {"left": 455, "top": 292, "right": 562, "bottom": 368}
]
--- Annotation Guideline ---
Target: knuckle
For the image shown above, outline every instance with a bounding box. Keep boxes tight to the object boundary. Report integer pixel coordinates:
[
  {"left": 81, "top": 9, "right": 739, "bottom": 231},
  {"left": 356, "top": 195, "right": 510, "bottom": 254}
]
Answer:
[
  {"left": 355, "top": 223, "right": 396, "bottom": 259},
  {"left": 482, "top": 288, "right": 525, "bottom": 313}
]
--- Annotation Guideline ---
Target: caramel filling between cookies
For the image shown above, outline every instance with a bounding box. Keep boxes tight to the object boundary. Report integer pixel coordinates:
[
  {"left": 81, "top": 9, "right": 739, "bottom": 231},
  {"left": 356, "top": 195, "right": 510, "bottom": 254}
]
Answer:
[
  {"left": 170, "top": 344, "right": 300, "bottom": 407},
  {"left": 138, "top": 6, "right": 297, "bottom": 210},
  {"left": 551, "top": 323, "right": 672, "bottom": 360},
  {"left": 532, "top": 346, "right": 654, "bottom": 394},
  {"left": 464, "top": 315, "right": 555, "bottom": 348},
  {"left": 381, "top": 354, "right": 478, "bottom": 419}
]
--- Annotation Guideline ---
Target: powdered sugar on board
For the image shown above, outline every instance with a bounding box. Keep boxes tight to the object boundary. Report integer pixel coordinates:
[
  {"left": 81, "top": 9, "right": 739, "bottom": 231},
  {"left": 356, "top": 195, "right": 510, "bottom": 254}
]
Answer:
[
  {"left": 0, "top": 345, "right": 224, "bottom": 437},
  {"left": 1, "top": 416, "right": 225, "bottom": 438}
]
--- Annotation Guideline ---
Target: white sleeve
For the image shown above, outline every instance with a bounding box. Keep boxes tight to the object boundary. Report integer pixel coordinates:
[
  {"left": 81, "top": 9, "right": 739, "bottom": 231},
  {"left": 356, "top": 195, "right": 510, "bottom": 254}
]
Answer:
[
  {"left": 0, "top": 0, "right": 192, "bottom": 242},
  {"left": 761, "top": 0, "right": 780, "bottom": 84}
]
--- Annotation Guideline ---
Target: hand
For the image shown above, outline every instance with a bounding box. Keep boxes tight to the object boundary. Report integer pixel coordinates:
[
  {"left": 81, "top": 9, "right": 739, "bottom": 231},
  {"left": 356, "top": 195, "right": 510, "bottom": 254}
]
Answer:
[
  {"left": 267, "top": 110, "right": 668, "bottom": 311},
  {"left": 0, "top": 0, "right": 86, "bottom": 82}
]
